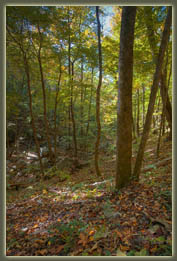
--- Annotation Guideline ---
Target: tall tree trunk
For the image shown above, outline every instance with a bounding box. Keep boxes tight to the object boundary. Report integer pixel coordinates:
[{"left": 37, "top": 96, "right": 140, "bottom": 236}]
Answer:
[
  {"left": 134, "top": 98, "right": 137, "bottom": 139},
  {"left": 86, "top": 67, "right": 94, "bottom": 138},
  {"left": 116, "top": 6, "right": 137, "bottom": 189},
  {"left": 160, "top": 71, "right": 172, "bottom": 138},
  {"left": 68, "top": 8, "right": 78, "bottom": 161},
  {"left": 23, "top": 52, "right": 44, "bottom": 175},
  {"left": 156, "top": 96, "right": 166, "bottom": 157},
  {"left": 144, "top": 6, "right": 172, "bottom": 137},
  {"left": 80, "top": 60, "right": 84, "bottom": 137},
  {"left": 132, "top": 113, "right": 136, "bottom": 140},
  {"left": 68, "top": 7, "right": 71, "bottom": 150},
  {"left": 133, "top": 7, "right": 172, "bottom": 180},
  {"left": 142, "top": 84, "right": 145, "bottom": 127},
  {"left": 37, "top": 25, "right": 54, "bottom": 162},
  {"left": 70, "top": 62, "right": 78, "bottom": 161},
  {"left": 136, "top": 89, "right": 140, "bottom": 137},
  {"left": 95, "top": 6, "right": 102, "bottom": 177},
  {"left": 53, "top": 62, "right": 62, "bottom": 163}
]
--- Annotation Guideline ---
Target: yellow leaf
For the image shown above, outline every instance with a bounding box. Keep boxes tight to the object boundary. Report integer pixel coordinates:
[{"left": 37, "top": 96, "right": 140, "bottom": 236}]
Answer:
[
  {"left": 120, "top": 244, "right": 129, "bottom": 251},
  {"left": 84, "top": 29, "right": 89, "bottom": 36},
  {"left": 117, "top": 249, "right": 126, "bottom": 256},
  {"left": 43, "top": 189, "right": 47, "bottom": 194},
  {"left": 89, "top": 230, "right": 95, "bottom": 236},
  {"left": 89, "top": 236, "right": 94, "bottom": 241}
]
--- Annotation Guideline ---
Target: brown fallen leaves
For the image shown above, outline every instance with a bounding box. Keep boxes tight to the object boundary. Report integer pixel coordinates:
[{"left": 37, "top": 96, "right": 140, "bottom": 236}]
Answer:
[{"left": 6, "top": 140, "right": 172, "bottom": 256}]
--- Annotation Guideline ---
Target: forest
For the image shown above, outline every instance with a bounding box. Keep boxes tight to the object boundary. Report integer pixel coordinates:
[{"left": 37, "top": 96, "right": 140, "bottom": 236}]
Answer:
[{"left": 6, "top": 6, "right": 172, "bottom": 256}]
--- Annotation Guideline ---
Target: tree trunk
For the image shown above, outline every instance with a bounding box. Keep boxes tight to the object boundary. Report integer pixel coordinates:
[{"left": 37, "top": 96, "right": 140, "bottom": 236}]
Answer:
[
  {"left": 142, "top": 84, "right": 145, "bottom": 127},
  {"left": 86, "top": 67, "right": 94, "bottom": 138},
  {"left": 23, "top": 52, "right": 44, "bottom": 175},
  {"left": 133, "top": 7, "right": 172, "bottom": 180},
  {"left": 134, "top": 98, "right": 137, "bottom": 139},
  {"left": 144, "top": 6, "right": 172, "bottom": 137},
  {"left": 136, "top": 88, "right": 140, "bottom": 137},
  {"left": 95, "top": 6, "right": 102, "bottom": 177},
  {"left": 70, "top": 62, "right": 78, "bottom": 161},
  {"left": 53, "top": 62, "right": 62, "bottom": 163},
  {"left": 160, "top": 72, "right": 172, "bottom": 138},
  {"left": 115, "top": 6, "right": 137, "bottom": 189},
  {"left": 80, "top": 60, "right": 84, "bottom": 137},
  {"left": 37, "top": 25, "right": 54, "bottom": 162}
]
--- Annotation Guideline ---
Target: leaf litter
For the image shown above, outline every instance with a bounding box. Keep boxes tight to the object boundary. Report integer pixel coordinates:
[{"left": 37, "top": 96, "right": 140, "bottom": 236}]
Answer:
[{"left": 6, "top": 138, "right": 172, "bottom": 256}]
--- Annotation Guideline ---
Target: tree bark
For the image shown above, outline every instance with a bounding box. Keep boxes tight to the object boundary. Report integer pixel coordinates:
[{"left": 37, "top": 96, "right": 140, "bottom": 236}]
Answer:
[
  {"left": 70, "top": 61, "right": 78, "bottom": 160},
  {"left": 133, "top": 7, "right": 172, "bottom": 180},
  {"left": 53, "top": 60, "right": 62, "bottom": 163},
  {"left": 142, "top": 84, "right": 145, "bottom": 127},
  {"left": 80, "top": 60, "right": 84, "bottom": 137},
  {"left": 86, "top": 67, "right": 94, "bottom": 138},
  {"left": 137, "top": 89, "right": 140, "bottom": 137},
  {"left": 37, "top": 25, "right": 54, "bottom": 162},
  {"left": 115, "top": 6, "right": 137, "bottom": 189},
  {"left": 23, "top": 52, "right": 44, "bottom": 174},
  {"left": 95, "top": 6, "right": 102, "bottom": 177}
]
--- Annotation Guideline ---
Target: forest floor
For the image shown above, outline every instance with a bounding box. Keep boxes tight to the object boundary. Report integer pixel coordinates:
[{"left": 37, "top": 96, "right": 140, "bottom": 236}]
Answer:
[{"left": 6, "top": 134, "right": 172, "bottom": 256}]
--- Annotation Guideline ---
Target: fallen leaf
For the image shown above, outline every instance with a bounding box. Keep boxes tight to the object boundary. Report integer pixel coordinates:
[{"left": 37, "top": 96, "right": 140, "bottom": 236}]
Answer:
[
  {"left": 89, "top": 230, "right": 95, "bottom": 236},
  {"left": 91, "top": 242, "right": 98, "bottom": 251},
  {"left": 56, "top": 245, "right": 65, "bottom": 253},
  {"left": 38, "top": 249, "right": 47, "bottom": 255},
  {"left": 120, "top": 244, "right": 129, "bottom": 251},
  {"left": 117, "top": 249, "right": 126, "bottom": 256}
]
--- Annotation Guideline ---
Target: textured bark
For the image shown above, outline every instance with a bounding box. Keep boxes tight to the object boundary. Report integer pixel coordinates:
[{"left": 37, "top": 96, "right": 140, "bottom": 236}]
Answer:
[
  {"left": 133, "top": 7, "right": 172, "bottom": 180},
  {"left": 115, "top": 7, "right": 137, "bottom": 189},
  {"left": 95, "top": 6, "right": 102, "bottom": 177}
]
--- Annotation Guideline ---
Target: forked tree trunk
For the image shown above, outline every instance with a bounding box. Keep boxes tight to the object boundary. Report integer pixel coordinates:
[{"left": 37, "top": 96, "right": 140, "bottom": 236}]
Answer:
[
  {"left": 95, "top": 6, "right": 102, "bottom": 177},
  {"left": 133, "top": 7, "right": 172, "bottom": 180},
  {"left": 115, "top": 6, "right": 137, "bottom": 189}
]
